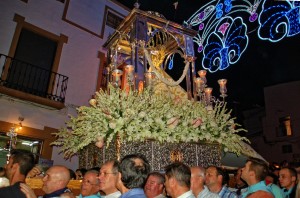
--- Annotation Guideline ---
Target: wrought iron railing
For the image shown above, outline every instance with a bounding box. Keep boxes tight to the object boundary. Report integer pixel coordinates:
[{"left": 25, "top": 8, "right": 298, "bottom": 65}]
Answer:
[{"left": 0, "top": 54, "right": 68, "bottom": 103}]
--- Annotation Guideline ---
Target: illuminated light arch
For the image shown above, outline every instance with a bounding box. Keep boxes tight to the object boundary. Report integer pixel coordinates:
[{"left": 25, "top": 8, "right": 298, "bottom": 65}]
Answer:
[
  {"left": 166, "top": 0, "right": 300, "bottom": 72},
  {"left": 258, "top": 0, "right": 300, "bottom": 42},
  {"left": 183, "top": 0, "right": 263, "bottom": 72},
  {"left": 202, "top": 17, "right": 248, "bottom": 73}
]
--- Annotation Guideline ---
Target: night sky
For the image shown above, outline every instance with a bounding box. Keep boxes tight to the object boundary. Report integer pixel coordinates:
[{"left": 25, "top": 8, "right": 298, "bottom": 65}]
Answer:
[{"left": 114, "top": 0, "right": 300, "bottom": 114}]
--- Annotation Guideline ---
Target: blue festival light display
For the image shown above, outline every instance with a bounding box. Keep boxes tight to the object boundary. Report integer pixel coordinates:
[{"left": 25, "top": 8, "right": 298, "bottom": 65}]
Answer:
[
  {"left": 202, "top": 17, "right": 248, "bottom": 72},
  {"left": 174, "top": 0, "right": 300, "bottom": 73},
  {"left": 258, "top": 0, "right": 300, "bottom": 42},
  {"left": 168, "top": 54, "right": 175, "bottom": 70}
]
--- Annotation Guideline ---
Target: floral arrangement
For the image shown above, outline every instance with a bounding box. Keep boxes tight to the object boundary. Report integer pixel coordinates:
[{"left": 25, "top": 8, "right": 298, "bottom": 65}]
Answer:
[{"left": 52, "top": 84, "right": 249, "bottom": 158}]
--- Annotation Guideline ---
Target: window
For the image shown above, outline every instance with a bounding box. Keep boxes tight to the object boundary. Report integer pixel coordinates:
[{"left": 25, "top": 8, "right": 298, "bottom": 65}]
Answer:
[
  {"left": 282, "top": 144, "right": 292, "bottom": 154},
  {"left": 277, "top": 116, "right": 292, "bottom": 137},
  {"left": 6, "top": 28, "right": 57, "bottom": 96},
  {"left": 106, "top": 11, "right": 123, "bottom": 29},
  {"left": 0, "top": 120, "right": 57, "bottom": 167},
  {"left": 0, "top": 14, "right": 68, "bottom": 108},
  {"left": 0, "top": 133, "right": 42, "bottom": 167}
]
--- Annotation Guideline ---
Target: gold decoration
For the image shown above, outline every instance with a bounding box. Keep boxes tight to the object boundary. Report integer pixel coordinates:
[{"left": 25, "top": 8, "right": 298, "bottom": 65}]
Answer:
[
  {"left": 170, "top": 150, "right": 183, "bottom": 162},
  {"left": 149, "top": 45, "right": 166, "bottom": 68},
  {"left": 116, "top": 133, "right": 121, "bottom": 161}
]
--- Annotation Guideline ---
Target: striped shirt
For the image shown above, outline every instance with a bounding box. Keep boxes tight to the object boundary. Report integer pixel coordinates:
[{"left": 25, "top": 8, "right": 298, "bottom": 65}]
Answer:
[
  {"left": 198, "top": 186, "right": 220, "bottom": 198},
  {"left": 218, "top": 186, "right": 238, "bottom": 198}
]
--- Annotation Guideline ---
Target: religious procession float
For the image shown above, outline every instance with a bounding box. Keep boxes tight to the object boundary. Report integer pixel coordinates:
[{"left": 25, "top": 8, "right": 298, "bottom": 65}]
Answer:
[{"left": 52, "top": 7, "right": 264, "bottom": 170}]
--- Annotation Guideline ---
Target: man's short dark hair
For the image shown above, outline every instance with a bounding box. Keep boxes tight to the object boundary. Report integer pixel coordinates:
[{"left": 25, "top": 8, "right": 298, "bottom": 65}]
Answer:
[
  {"left": 119, "top": 154, "right": 150, "bottom": 189},
  {"left": 69, "top": 168, "right": 76, "bottom": 179},
  {"left": 165, "top": 162, "right": 191, "bottom": 188},
  {"left": 108, "top": 160, "right": 119, "bottom": 173},
  {"left": 207, "top": 166, "right": 228, "bottom": 186},
  {"left": 10, "top": 149, "right": 35, "bottom": 176},
  {"left": 267, "top": 172, "right": 278, "bottom": 184},
  {"left": 247, "top": 157, "right": 269, "bottom": 181},
  {"left": 281, "top": 167, "right": 298, "bottom": 181},
  {"left": 147, "top": 171, "right": 165, "bottom": 184}
]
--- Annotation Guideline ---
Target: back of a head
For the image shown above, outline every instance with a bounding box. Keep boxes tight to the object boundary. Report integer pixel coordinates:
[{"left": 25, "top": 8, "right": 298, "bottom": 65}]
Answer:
[
  {"left": 216, "top": 167, "right": 229, "bottom": 186},
  {"left": 0, "top": 167, "right": 5, "bottom": 177},
  {"left": 165, "top": 162, "right": 191, "bottom": 188},
  {"left": 247, "top": 157, "right": 269, "bottom": 181},
  {"left": 266, "top": 172, "right": 278, "bottom": 184},
  {"left": 11, "top": 149, "right": 35, "bottom": 176},
  {"left": 75, "top": 168, "right": 87, "bottom": 179},
  {"left": 119, "top": 154, "right": 150, "bottom": 189},
  {"left": 69, "top": 169, "right": 76, "bottom": 180}
]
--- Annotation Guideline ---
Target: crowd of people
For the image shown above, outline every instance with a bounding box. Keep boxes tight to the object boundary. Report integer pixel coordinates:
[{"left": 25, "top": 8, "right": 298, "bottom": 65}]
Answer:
[{"left": 0, "top": 149, "right": 299, "bottom": 198}]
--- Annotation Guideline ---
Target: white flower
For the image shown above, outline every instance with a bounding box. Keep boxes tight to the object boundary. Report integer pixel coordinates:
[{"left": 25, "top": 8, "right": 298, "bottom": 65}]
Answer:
[
  {"left": 89, "top": 99, "right": 97, "bottom": 107},
  {"left": 217, "top": 138, "right": 222, "bottom": 144},
  {"left": 52, "top": 84, "right": 249, "bottom": 159},
  {"left": 205, "top": 133, "right": 211, "bottom": 140},
  {"left": 138, "top": 111, "right": 146, "bottom": 118},
  {"left": 109, "top": 121, "right": 116, "bottom": 129},
  {"left": 210, "top": 121, "right": 217, "bottom": 127}
]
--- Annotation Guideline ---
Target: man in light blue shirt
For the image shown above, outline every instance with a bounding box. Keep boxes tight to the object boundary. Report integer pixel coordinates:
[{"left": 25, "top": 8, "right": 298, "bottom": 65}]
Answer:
[
  {"left": 240, "top": 157, "right": 273, "bottom": 198},
  {"left": 279, "top": 167, "right": 297, "bottom": 198},
  {"left": 205, "top": 166, "right": 237, "bottom": 198},
  {"left": 78, "top": 170, "right": 101, "bottom": 198},
  {"left": 117, "top": 154, "right": 150, "bottom": 198}
]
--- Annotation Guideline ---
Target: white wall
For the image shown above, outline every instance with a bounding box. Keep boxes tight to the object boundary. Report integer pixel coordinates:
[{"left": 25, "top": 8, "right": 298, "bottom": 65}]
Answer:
[{"left": 0, "top": 0, "right": 129, "bottom": 170}]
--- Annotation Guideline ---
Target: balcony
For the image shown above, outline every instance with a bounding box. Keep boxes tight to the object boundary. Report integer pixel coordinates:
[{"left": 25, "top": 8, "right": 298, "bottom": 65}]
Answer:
[{"left": 0, "top": 54, "right": 68, "bottom": 109}]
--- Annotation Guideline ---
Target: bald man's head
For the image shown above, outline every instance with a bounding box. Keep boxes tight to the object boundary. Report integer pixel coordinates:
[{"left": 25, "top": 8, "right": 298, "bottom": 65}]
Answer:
[{"left": 42, "top": 165, "right": 70, "bottom": 194}]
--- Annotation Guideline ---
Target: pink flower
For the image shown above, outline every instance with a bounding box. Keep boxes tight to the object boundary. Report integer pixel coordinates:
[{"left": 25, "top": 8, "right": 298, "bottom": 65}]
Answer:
[
  {"left": 174, "top": 96, "right": 181, "bottom": 105},
  {"left": 103, "top": 109, "right": 111, "bottom": 115},
  {"left": 95, "top": 137, "right": 104, "bottom": 148},
  {"left": 191, "top": 118, "right": 202, "bottom": 128},
  {"left": 167, "top": 117, "right": 180, "bottom": 129}
]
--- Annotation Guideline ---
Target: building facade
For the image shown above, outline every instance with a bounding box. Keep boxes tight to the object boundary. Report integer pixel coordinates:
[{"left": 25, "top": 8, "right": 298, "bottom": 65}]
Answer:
[
  {"left": 246, "top": 81, "right": 300, "bottom": 163},
  {"left": 0, "top": 0, "right": 129, "bottom": 170}
]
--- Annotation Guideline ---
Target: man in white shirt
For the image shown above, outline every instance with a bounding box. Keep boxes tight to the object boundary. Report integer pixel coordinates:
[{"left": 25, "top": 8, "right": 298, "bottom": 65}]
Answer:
[
  {"left": 164, "top": 162, "right": 195, "bottom": 198},
  {"left": 144, "top": 172, "right": 166, "bottom": 198},
  {"left": 190, "top": 166, "right": 219, "bottom": 198},
  {"left": 98, "top": 160, "right": 121, "bottom": 198}
]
